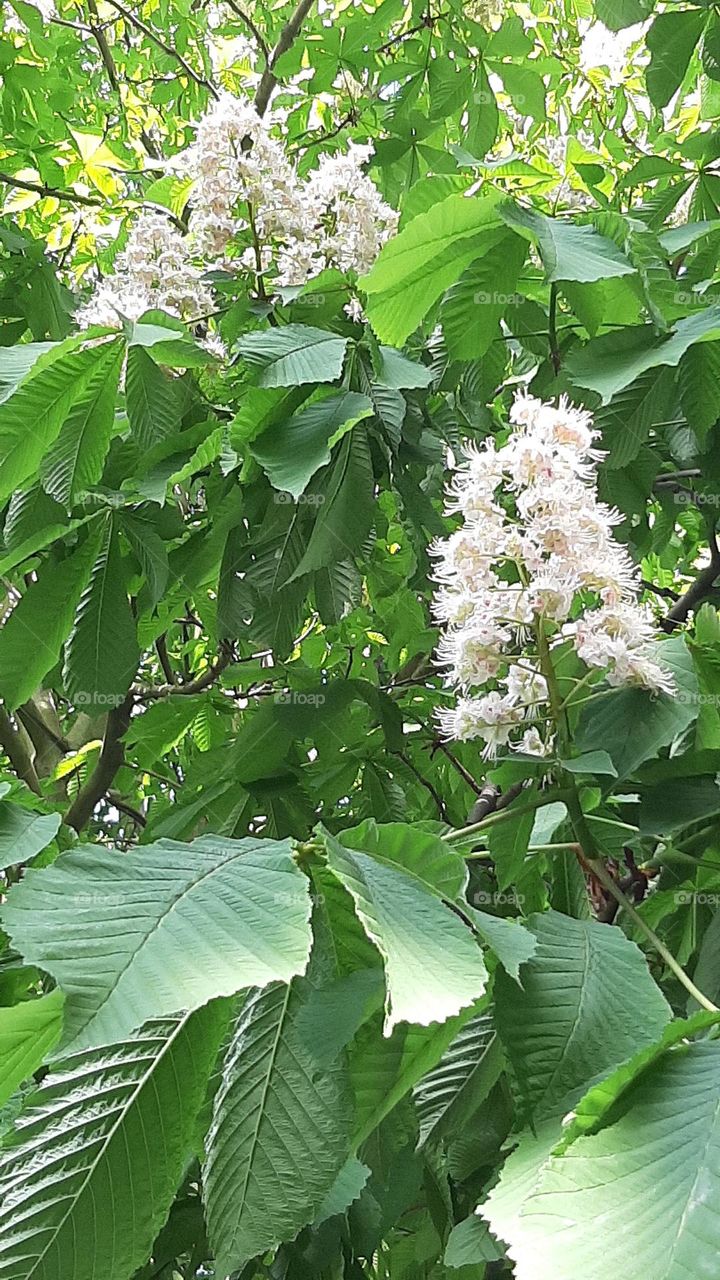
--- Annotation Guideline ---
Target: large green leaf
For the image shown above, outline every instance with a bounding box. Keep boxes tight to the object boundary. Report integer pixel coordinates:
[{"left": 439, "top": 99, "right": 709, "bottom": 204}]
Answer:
[
  {"left": 251, "top": 390, "right": 373, "bottom": 497},
  {"left": 288, "top": 427, "right": 375, "bottom": 579},
  {"left": 236, "top": 324, "right": 349, "bottom": 387},
  {"left": 324, "top": 833, "right": 488, "bottom": 1033},
  {"left": 511, "top": 1041, "right": 720, "bottom": 1280},
  {"left": 0, "top": 530, "right": 99, "bottom": 711},
  {"left": 566, "top": 306, "right": 720, "bottom": 401},
  {"left": 1, "top": 835, "right": 312, "bottom": 1051},
  {"left": 62, "top": 515, "right": 140, "bottom": 708},
  {"left": 0, "top": 342, "right": 119, "bottom": 505},
  {"left": 498, "top": 203, "right": 635, "bottom": 282},
  {"left": 0, "top": 1004, "right": 226, "bottom": 1280},
  {"left": 203, "top": 963, "right": 353, "bottom": 1273},
  {"left": 39, "top": 338, "right": 123, "bottom": 505},
  {"left": 362, "top": 193, "right": 506, "bottom": 344},
  {"left": 0, "top": 989, "right": 64, "bottom": 1111},
  {"left": 494, "top": 909, "right": 671, "bottom": 1122}
]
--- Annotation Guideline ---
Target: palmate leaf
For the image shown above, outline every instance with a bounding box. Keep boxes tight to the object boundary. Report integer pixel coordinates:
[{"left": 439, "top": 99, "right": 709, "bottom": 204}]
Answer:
[
  {"left": 646, "top": 8, "right": 708, "bottom": 109},
  {"left": 204, "top": 963, "right": 353, "bottom": 1273},
  {"left": 511, "top": 1041, "right": 720, "bottom": 1280},
  {"left": 39, "top": 338, "right": 123, "bottom": 505},
  {"left": 481, "top": 910, "right": 671, "bottom": 1253},
  {"left": 413, "top": 1012, "right": 504, "bottom": 1148},
  {"left": 0, "top": 989, "right": 64, "bottom": 1112},
  {"left": 125, "top": 346, "right": 185, "bottom": 449},
  {"left": 62, "top": 515, "right": 140, "bottom": 708},
  {"left": 0, "top": 1004, "right": 226, "bottom": 1280},
  {"left": 323, "top": 832, "right": 488, "bottom": 1033},
  {"left": 498, "top": 203, "right": 635, "bottom": 282},
  {"left": 1, "top": 835, "right": 312, "bottom": 1052}
]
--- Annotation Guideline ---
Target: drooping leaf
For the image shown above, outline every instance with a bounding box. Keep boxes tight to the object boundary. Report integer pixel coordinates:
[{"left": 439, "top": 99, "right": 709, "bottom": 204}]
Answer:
[
  {"left": 0, "top": 989, "right": 64, "bottom": 1111},
  {"left": 62, "top": 515, "right": 140, "bottom": 709},
  {"left": 203, "top": 958, "right": 353, "bottom": 1273},
  {"left": 251, "top": 390, "right": 373, "bottom": 497},
  {"left": 39, "top": 338, "right": 123, "bottom": 505},
  {"left": 324, "top": 832, "right": 488, "bottom": 1034},
  {"left": 0, "top": 804, "right": 60, "bottom": 869}
]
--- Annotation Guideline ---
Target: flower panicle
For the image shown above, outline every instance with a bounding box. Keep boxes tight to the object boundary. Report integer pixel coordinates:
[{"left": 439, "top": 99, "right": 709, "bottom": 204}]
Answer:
[{"left": 432, "top": 392, "right": 675, "bottom": 758}]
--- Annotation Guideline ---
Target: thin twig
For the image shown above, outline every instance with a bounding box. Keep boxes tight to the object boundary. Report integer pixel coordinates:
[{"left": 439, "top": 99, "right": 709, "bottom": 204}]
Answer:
[
  {"left": 104, "top": 0, "right": 219, "bottom": 98},
  {"left": 64, "top": 695, "right": 134, "bottom": 831},
  {"left": 0, "top": 170, "right": 104, "bottom": 207},
  {"left": 133, "top": 651, "right": 231, "bottom": 700}
]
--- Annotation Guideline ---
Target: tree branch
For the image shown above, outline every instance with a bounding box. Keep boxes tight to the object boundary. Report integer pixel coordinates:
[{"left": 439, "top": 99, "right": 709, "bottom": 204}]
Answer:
[
  {"left": 0, "top": 171, "right": 104, "bottom": 207},
  {"left": 64, "top": 695, "right": 133, "bottom": 832},
  {"left": 225, "top": 0, "right": 269, "bottom": 57},
  {"left": 133, "top": 651, "right": 231, "bottom": 700},
  {"left": 104, "top": 0, "right": 219, "bottom": 98},
  {"left": 254, "top": 0, "right": 316, "bottom": 117},
  {"left": 0, "top": 707, "right": 41, "bottom": 795},
  {"left": 661, "top": 527, "right": 720, "bottom": 632}
]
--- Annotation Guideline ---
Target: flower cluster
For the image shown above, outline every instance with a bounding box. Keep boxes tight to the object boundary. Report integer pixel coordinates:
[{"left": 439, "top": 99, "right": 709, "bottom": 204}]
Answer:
[
  {"left": 78, "top": 93, "right": 397, "bottom": 330},
  {"left": 76, "top": 211, "right": 214, "bottom": 328},
  {"left": 432, "top": 393, "right": 674, "bottom": 758}
]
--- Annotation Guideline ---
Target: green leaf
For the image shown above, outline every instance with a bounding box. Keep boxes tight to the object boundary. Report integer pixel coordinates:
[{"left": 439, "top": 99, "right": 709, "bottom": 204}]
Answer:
[
  {"left": 498, "top": 203, "right": 635, "bottom": 282},
  {"left": 338, "top": 819, "right": 469, "bottom": 898},
  {"left": 0, "top": 531, "right": 99, "bottom": 711},
  {"left": 445, "top": 1215, "right": 503, "bottom": 1268},
  {"left": 324, "top": 833, "right": 488, "bottom": 1033},
  {"left": 441, "top": 233, "right": 527, "bottom": 359},
  {"left": 0, "top": 989, "right": 64, "bottom": 1111},
  {"left": 0, "top": 804, "right": 60, "bottom": 869},
  {"left": 62, "top": 516, "right": 140, "bottom": 709},
  {"left": 494, "top": 909, "right": 671, "bottom": 1123},
  {"left": 288, "top": 427, "right": 375, "bottom": 579},
  {"left": 251, "top": 391, "right": 373, "bottom": 497},
  {"left": 566, "top": 306, "right": 720, "bottom": 402},
  {"left": 204, "top": 967, "right": 353, "bottom": 1273},
  {"left": 361, "top": 193, "right": 505, "bottom": 345},
  {"left": 39, "top": 339, "right": 123, "bottom": 505},
  {"left": 413, "top": 1012, "right": 504, "bottom": 1148},
  {"left": 511, "top": 1041, "right": 720, "bottom": 1280},
  {"left": 468, "top": 909, "right": 537, "bottom": 983},
  {"left": 0, "top": 1005, "right": 226, "bottom": 1280},
  {"left": 0, "top": 342, "right": 119, "bottom": 505},
  {"left": 1, "top": 834, "right": 312, "bottom": 1051},
  {"left": 125, "top": 346, "right": 185, "bottom": 449},
  {"left": 576, "top": 636, "right": 698, "bottom": 777},
  {"left": 236, "top": 324, "right": 349, "bottom": 387},
  {"left": 646, "top": 9, "right": 708, "bottom": 109}
]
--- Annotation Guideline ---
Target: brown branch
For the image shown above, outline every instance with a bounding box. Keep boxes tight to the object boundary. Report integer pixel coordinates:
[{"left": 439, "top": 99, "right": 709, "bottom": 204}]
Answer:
[
  {"left": 133, "top": 651, "right": 231, "bottom": 700},
  {"left": 254, "top": 0, "right": 316, "bottom": 117},
  {"left": 0, "top": 707, "right": 41, "bottom": 795},
  {"left": 87, "top": 0, "right": 120, "bottom": 91},
  {"left": 155, "top": 634, "right": 177, "bottom": 686},
  {"left": 0, "top": 171, "right": 104, "bottom": 207},
  {"left": 661, "top": 528, "right": 720, "bottom": 632},
  {"left": 64, "top": 695, "right": 133, "bottom": 832},
  {"left": 104, "top": 0, "right": 219, "bottom": 98},
  {"left": 225, "top": 0, "right": 269, "bottom": 57}
]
